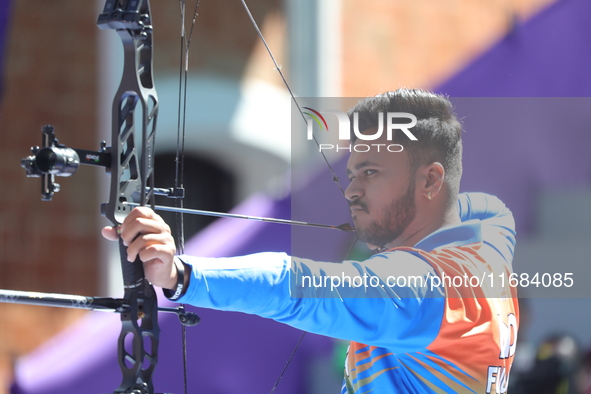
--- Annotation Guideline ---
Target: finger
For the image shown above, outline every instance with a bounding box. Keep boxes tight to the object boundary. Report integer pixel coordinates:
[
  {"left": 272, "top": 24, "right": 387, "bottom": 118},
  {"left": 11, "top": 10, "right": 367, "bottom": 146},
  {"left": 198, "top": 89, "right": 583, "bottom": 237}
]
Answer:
[
  {"left": 139, "top": 243, "right": 176, "bottom": 268},
  {"left": 121, "top": 217, "right": 171, "bottom": 247},
  {"left": 119, "top": 206, "right": 156, "bottom": 240},
  {"left": 101, "top": 226, "right": 120, "bottom": 241},
  {"left": 122, "top": 206, "right": 157, "bottom": 225},
  {"left": 125, "top": 232, "right": 176, "bottom": 263},
  {"left": 120, "top": 214, "right": 170, "bottom": 247}
]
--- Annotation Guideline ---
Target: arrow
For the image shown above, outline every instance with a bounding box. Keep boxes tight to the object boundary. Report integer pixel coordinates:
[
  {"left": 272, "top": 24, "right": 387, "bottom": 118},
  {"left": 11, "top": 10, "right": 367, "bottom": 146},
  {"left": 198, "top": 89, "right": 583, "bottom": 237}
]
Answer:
[{"left": 123, "top": 202, "right": 355, "bottom": 232}]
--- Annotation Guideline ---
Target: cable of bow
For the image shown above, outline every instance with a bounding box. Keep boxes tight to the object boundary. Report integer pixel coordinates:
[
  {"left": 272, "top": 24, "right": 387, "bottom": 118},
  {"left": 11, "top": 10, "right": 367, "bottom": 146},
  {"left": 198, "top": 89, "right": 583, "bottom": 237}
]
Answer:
[{"left": 175, "top": 2, "right": 201, "bottom": 394}]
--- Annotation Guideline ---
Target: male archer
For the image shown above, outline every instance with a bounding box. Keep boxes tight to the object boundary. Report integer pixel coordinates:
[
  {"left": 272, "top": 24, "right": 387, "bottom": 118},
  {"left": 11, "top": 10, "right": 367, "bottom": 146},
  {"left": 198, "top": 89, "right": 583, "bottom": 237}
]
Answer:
[{"left": 103, "top": 88, "right": 518, "bottom": 393}]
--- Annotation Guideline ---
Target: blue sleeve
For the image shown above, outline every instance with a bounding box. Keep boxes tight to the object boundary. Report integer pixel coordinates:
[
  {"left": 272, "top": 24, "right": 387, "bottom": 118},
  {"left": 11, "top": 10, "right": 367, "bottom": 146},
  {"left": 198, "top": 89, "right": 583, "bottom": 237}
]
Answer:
[
  {"left": 458, "top": 192, "right": 515, "bottom": 231},
  {"left": 458, "top": 192, "right": 516, "bottom": 260},
  {"left": 177, "top": 252, "right": 444, "bottom": 350}
]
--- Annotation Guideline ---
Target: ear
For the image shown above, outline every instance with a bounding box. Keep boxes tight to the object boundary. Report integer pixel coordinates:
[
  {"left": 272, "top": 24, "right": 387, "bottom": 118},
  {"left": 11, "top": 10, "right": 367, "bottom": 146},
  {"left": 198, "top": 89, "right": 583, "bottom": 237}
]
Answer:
[{"left": 417, "top": 162, "right": 445, "bottom": 200}]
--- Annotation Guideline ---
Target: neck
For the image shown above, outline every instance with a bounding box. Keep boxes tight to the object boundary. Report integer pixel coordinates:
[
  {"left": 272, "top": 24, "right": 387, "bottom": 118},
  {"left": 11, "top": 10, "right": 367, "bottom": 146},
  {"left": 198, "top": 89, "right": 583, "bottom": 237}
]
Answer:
[{"left": 384, "top": 201, "right": 461, "bottom": 250}]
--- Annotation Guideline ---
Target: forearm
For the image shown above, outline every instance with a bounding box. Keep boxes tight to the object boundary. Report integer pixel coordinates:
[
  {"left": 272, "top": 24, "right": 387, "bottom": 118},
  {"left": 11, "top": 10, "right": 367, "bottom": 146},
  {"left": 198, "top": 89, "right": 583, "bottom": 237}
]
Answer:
[
  {"left": 174, "top": 252, "right": 291, "bottom": 314},
  {"left": 171, "top": 251, "right": 443, "bottom": 348}
]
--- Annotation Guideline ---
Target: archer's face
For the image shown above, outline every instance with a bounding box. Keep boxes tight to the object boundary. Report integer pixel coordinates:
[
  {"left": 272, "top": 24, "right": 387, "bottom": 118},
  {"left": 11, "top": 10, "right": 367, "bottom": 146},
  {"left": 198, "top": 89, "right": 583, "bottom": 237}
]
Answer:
[{"left": 345, "top": 136, "right": 416, "bottom": 248}]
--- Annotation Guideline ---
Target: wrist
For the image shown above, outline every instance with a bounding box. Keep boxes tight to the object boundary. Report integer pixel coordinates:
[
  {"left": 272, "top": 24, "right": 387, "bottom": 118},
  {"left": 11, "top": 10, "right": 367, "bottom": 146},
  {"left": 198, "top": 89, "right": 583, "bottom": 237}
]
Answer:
[
  {"left": 163, "top": 257, "right": 191, "bottom": 301},
  {"left": 164, "top": 263, "right": 178, "bottom": 290}
]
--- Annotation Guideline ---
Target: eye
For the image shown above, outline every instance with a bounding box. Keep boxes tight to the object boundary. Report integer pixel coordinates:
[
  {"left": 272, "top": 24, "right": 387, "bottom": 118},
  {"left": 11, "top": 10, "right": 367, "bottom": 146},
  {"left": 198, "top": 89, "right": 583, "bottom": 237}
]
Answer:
[{"left": 365, "top": 169, "right": 377, "bottom": 176}]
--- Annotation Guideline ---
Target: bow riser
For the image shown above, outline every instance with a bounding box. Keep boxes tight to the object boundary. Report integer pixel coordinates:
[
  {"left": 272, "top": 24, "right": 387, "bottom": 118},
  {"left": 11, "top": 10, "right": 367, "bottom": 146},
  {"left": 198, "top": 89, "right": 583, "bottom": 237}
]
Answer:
[{"left": 98, "top": 2, "right": 162, "bottom": 393}]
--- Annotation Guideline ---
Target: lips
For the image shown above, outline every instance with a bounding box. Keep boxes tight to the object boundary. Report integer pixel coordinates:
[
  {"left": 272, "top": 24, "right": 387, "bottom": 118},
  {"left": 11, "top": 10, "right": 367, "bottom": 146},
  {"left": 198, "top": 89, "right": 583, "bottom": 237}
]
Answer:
[{"left": 349, "top": 202, "right": 367, "bottom": 215}]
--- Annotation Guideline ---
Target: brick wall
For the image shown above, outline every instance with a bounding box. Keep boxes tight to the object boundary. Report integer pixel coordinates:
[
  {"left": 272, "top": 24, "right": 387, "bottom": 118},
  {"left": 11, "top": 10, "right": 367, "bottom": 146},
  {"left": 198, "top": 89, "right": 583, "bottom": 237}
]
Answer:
[
  {"left": 0, "top": 1, "right": 100, "bottom": 390},
  {"left": 0, "top": 1, "right": 280, "bottom": 391}
]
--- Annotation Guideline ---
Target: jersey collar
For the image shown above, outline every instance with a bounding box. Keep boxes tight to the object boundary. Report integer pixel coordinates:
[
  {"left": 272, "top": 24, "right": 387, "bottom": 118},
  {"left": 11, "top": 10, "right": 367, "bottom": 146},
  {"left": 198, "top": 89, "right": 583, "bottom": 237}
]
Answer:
[{"left": 413, "top": 219, "right": 482, "bottom": 252}]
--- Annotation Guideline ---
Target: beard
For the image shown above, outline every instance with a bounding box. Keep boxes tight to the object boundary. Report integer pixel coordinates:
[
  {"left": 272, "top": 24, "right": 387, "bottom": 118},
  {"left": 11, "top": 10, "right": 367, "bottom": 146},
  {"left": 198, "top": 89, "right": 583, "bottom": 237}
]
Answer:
[{"left": 353, "top": 179, "right": 416, "bottom": 248}]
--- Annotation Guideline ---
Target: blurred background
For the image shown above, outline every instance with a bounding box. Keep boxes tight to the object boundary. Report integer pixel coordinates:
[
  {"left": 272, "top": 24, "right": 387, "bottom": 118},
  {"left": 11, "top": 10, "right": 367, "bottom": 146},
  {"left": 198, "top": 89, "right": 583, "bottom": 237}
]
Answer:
[{"left": 1, "top": 0, "right": 591, "bottom": 393}]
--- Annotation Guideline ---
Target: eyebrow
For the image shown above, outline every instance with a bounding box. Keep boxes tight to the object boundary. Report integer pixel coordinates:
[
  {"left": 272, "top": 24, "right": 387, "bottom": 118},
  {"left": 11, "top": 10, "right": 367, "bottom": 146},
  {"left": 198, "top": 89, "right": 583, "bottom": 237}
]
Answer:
[{"left": 346, "top": 160, "right": 381, "bottom": 176}]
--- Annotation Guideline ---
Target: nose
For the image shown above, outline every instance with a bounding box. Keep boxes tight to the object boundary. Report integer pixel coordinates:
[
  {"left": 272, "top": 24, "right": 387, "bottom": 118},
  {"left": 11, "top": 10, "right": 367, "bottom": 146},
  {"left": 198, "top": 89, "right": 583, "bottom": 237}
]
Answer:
[{"left": 344, "top": 179, "right": 363, "bottom": 203}]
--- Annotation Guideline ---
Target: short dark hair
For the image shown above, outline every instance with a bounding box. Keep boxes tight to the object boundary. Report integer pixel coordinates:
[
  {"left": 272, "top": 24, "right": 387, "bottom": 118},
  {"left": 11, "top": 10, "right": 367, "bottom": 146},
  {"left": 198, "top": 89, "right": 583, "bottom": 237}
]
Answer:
[{"left": 348, "top": 88, "right": 463, "bottom": 201}]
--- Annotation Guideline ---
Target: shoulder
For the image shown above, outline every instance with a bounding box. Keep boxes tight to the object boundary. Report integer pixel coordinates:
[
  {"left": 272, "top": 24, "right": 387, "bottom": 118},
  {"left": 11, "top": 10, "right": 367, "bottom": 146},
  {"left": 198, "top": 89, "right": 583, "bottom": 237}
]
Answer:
[
  {"left": 370, "top": 247, "right": 435, "bottom": 268},
  {"left": 358, "top": 249, "right": 444, "bottom": 298}
]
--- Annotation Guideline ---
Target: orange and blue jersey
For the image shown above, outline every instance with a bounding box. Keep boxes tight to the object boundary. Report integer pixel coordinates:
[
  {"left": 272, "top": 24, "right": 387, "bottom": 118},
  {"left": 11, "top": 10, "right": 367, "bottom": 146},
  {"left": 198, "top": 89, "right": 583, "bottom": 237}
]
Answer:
[{"left": 176, "top": 192, "right": 517, "bottom": 393}]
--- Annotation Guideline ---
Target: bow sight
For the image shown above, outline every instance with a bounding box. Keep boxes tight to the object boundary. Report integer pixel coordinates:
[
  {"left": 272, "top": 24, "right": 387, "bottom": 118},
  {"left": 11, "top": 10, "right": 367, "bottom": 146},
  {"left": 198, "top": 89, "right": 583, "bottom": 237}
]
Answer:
[{"left": 21, "top": 124, "right": 111, "bottom": 201}]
